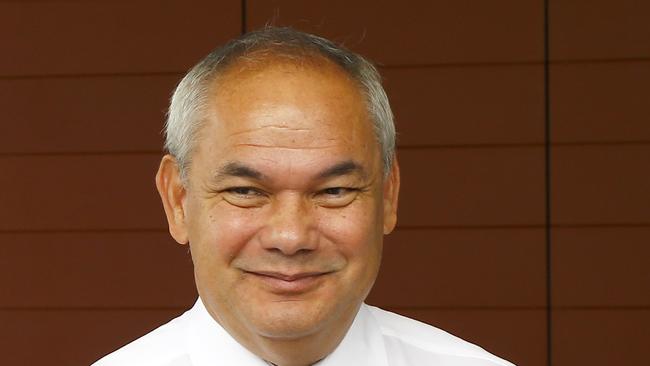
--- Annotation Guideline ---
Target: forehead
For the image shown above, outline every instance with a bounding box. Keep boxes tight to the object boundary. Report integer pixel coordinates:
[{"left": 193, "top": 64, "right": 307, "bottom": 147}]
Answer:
[
  {"left": 192, "top": 58, "right": 380, "bottom": 176},
  {"left": 211, "top": 56, "right": 367, "bottom": 128}
]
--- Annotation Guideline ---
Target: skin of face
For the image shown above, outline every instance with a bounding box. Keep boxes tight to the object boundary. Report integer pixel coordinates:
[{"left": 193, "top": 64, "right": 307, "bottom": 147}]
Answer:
[{"left": 156, "top": 57, "right": 400, "bottom": 366}]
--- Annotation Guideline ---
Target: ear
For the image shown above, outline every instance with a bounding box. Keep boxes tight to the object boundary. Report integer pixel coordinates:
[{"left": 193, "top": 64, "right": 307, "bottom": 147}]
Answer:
[
  {"left": 382, "top": 157, "right": 400, "bottom": 235},
  {"left": 155, "top": 155, "right": 189, "bottom": 245}
]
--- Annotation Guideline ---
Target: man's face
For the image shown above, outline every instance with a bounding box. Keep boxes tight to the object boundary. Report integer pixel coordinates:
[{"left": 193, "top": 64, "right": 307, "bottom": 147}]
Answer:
[{"left": 159, "top": 59, "right": 399, "bottom": 345}]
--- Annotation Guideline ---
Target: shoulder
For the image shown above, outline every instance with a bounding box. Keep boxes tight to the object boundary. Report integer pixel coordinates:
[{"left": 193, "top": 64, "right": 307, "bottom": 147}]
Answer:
[
  {"left": 92, "top": 311, "right": 192, "bottom": 366},
  {"left": 366, "top": 305, "right": 516, "bottom": 366}
]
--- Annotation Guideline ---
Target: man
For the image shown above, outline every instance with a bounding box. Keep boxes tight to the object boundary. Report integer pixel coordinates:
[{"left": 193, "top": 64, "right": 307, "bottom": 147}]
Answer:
[{"left": 94, "top": 27, "right": 515, "bottom": 366}]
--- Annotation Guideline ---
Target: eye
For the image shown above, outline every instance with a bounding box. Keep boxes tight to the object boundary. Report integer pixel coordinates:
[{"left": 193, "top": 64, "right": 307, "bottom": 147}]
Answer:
[
  {"left": 316, "top": 187, "right": 360, "bottom": 207},
  {"left": 221, "top": 186, "right": 268, "bottom": 208},
  {"left": 227, "top": 187, "right": 263, "bottom": 196},
  {"left": 322, "top": 187, "right": 349, "bottom": 196}
]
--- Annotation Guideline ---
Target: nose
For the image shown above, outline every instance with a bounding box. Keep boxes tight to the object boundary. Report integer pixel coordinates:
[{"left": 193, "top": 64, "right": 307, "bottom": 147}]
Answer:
[{"left": 259, "top": 193, "right": 318, "bottom": 256}]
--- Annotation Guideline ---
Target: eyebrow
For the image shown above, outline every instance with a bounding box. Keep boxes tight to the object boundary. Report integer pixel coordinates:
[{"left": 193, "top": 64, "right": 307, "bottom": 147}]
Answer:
[
  {"left": 212, "top": 162, "right": 266, "bottom": 183},
  {"left": 211, "top": 160, "right": 367, "bottom": 184},
  {"left": 316, "top": 160, "right": 367, "bottom": 180}
]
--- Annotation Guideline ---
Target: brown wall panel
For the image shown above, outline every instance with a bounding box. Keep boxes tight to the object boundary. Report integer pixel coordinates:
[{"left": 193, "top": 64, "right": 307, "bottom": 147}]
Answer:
[
  {"left": 0, "top": 75, "right": 180, "bottom": 154},
  {"left": 0, "top": 309, "right": 183, "bottom": 365},
  {"left": 552, "top": 227, "right": 650, "bottom": 307},
  {"left": 550, "top": 0, "right": 650, "bottom": 60},
  {"left": 0, "top": 232, "right": 195, "bottom": 308},
  {"left": 551, "top": 62, "right": 650, "bottom": 143},
  {"left": 384, "top": 308, "right": 546, "bottom": 366},
  {"left": 0, "top": 63, "right": 547, "bottom": 154},
  {"left": 398, "top": 147, "right": 545, "bottom": 227},
  {"left": 0, "top": 1, "right": 240, "bottom": 76},
  {"left": 247, "top": 0, "right": 544, "bottom": 65},
  {"left": 368, "top": 228, "right": 545, "bottom": 307},
  {"left": 0, "top": 154, "right": 165, "bottom": 231},
  {"left": 384, "top": 65, "right": 544, "bottom": 146},
  {"left": 9, "top": 1, "right": 649, "bottom": 364},
  {"left": 552, "top": 310, "right": 650, "bottom": 366},
  {"left": 552, "top": 145, "right": 650, "bottom": 224}
]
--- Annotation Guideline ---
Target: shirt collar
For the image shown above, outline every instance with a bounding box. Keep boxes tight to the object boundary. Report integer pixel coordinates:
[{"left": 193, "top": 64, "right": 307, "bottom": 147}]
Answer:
[
  {"left": 315, "top": 304, "right": 389, "bottom": 366},
  {"left": 185, "top": 298, "right": 269, "bottom": 365},
  {"left": 184, "top": 298, "right": 388, "bottom": 366}
]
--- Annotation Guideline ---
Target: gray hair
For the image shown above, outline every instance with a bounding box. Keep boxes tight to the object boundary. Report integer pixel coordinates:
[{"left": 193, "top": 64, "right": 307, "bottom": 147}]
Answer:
[{"left": 164, "top": 27, "right": 395, "bottom": 181}]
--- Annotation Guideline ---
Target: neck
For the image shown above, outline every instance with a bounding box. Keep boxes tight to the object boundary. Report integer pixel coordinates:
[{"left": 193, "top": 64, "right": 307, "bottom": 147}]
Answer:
[
  {"left": 213, "top": 304, "right": 360, "bottom": 366},
  {"left": 255, "top": 308, "right": 358, "bottom": 366}
]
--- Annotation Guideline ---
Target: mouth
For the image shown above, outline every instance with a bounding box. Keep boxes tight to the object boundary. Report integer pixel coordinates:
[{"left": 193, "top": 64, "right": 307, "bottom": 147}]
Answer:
[{"left": 243, "top": 270, "right": 332, "bottom": 293}]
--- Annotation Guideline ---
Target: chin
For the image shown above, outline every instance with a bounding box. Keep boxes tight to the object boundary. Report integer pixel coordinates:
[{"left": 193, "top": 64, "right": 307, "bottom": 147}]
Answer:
[{"left": 248, "top": 299, "right": 334, "bottom": 340}]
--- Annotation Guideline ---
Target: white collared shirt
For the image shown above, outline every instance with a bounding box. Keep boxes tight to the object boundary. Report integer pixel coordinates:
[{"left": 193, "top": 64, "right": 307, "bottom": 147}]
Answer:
[{"left": 93, "top": 299, "right": 515, "bottom": 366}]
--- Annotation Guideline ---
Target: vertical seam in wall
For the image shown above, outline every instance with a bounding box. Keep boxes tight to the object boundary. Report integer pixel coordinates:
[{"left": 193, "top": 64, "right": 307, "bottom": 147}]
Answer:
[
  {"left": 544, "top": 0, "right": 552, "bottom": 366},
  {"left": 241, "top": 0, "right": 248, "bottom": 34}
]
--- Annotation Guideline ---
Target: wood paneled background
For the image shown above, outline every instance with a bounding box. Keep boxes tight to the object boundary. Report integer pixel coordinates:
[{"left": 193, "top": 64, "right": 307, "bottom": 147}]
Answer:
[{"left": 1, "top": 1, "right": 648, "bottom": 365}]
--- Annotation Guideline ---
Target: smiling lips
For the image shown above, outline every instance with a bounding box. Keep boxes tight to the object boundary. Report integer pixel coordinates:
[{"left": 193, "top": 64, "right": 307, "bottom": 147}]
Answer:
[{"left": 245, "top": 270, "right": 331, "bottom": 293}]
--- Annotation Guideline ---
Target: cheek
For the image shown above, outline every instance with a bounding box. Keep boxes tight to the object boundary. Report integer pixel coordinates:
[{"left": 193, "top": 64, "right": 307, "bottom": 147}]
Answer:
[
  {"left": 316, "top": 200, "right": 384, "bottom": 258},
  {"left": 188, "top": 201, "right": 263, "bottom": 268}
]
